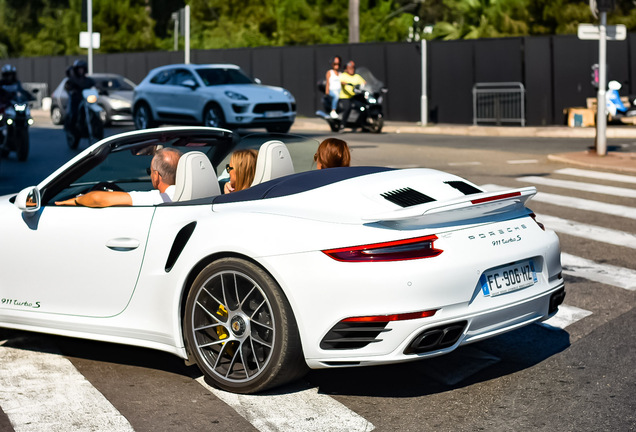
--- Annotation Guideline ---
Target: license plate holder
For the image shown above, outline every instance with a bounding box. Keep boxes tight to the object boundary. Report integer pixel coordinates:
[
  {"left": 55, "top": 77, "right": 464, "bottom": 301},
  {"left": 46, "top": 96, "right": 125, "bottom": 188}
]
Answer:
[
  {"left": 264, "top": 110, "right": 284, "bottom": 118},
  {"left": 480, "top": 260, "right": 537, "bottom": 297}
]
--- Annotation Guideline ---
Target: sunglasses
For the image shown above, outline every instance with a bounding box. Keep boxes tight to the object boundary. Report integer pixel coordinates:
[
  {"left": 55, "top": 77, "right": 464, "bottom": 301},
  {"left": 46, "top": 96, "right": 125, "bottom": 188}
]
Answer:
[{"left": 226, "top": 164, "right": 234, "bottom": 173}]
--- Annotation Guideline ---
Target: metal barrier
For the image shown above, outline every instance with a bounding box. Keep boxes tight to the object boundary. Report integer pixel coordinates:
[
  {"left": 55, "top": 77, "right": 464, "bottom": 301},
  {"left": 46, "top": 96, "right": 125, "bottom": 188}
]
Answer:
[
  {"left": 22, "top": 82, "right": 49, "bottom": 109},
  {"left": 473, "top": 82, "right": 525, "bottom": 126}
]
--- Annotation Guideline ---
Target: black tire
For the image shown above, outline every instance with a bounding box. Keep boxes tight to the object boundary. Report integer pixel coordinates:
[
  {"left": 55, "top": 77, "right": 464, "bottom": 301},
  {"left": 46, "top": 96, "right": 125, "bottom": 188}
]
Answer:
[
  {"left": 51, "top": 106, "right": 64, "bottom": 125},
  {"left": 184, "top": 258, "right": 306, "bottom": 394},
  {"left": 266, "top": 123, "right": 292, "bottom": 133},
  {"left": 91, "top": 111, "right": 104, "bottom": 142},
  {"left": 133, "top": 102, "right": 156, "bottom": 130},
  {"left": 65, "top": 126, "right": 80, "bottom": 149},
  {"left": 16, "top": 127, "right": 29, "bottom": 161},
  {"left": 203, "top": 104, "right": 226, "bottom": 129},
  {"left": 329, "top": 122, "right": 341, "bottom": 132},
  {"left": 367, "top": 116, "right": 384, "bottom": 134}
]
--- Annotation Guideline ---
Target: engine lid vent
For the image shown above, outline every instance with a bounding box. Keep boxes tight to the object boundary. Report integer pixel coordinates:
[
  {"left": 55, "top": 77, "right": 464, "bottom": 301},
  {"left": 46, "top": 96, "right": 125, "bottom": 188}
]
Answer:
[
  {"left": 381, "top": 187, "right": 435, "bottom": 208},
  {"left": 445, "top": 181, "right": 482, "bottom": 195}
]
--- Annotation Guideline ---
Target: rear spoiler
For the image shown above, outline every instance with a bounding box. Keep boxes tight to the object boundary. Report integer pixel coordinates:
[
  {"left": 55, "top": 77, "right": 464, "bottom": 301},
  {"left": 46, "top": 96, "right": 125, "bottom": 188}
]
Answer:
[{"left": 362, "top": 187, "right": 536, "bottom": 225}]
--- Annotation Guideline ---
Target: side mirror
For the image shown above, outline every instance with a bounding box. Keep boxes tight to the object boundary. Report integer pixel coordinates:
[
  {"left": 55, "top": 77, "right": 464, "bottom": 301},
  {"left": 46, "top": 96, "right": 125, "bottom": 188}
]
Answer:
[
  {"left": 254, "top": 78, "right": 262, "bottom": 85},
  {"left": 15, "top": 186, "right": 41, "bottom": 213},
  {"left": 181, "top": 79, "right": 198, "bottom": 90}
]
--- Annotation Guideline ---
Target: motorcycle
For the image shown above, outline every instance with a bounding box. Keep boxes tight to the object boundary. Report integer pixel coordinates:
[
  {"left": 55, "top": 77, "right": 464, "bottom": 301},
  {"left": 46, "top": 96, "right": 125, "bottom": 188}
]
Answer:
[
  {"left": 65, "top": 88, "right": 104, "bottom": 149},
  {"left": 0, "top": 91, "right": 34, "bottom": 162},
  {"left": 316, "top": 67, "right": 387, "bottom": 133},
  {"left": 606, "top": 80, "right": 636, "bottom": 123}
]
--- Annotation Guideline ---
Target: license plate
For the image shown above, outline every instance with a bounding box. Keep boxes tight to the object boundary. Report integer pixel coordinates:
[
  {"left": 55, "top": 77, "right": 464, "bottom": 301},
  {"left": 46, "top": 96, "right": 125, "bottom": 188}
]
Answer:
[
  {"left": 265, "top": 110, "right": 284, "bottom": 118},
  {"left": 480, "top": 260, "right": 537, "bottom": 297}
]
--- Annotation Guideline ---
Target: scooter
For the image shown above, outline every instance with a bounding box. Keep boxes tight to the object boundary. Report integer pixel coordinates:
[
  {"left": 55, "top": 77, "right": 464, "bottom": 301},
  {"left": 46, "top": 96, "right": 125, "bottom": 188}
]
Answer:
[
  {"left": 0, "top": 91, "right": 34, "bottom": 162},
  {"left": 316, "top": 67, "right": 387, "bottom": 133},
  {"left": 65, "top": 88, "right": 104, "bottom": 149},
  {"left": 606, "top": 80, "right": 636, "bottom": 123}
]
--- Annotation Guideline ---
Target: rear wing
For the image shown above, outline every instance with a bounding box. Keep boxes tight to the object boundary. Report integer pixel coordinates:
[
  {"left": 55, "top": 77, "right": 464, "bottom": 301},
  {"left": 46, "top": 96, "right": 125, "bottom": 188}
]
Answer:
[{"left": 363, "top": 187, "right": 536, "bottom": 226}]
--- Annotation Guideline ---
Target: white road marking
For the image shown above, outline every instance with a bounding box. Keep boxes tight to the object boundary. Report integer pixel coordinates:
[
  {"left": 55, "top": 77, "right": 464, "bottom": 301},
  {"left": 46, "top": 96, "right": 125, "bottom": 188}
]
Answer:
[
  {"left": 0, "top": 343, "right": 134, "bottom": 432},
  {"left": 197, "top": 377, "right": 374, "bottom": 432},
  {"left": 507, "top": 159, "right": 538, "bottom": 164},
  {"left": 517, "top": 176, "right": 636, "bottom": 198},
  {"left": 560, "top": 252, "right": 636, "bottom": 291},
  {"left": 555, "top": 168, "right": 636, "bottom": 184},
  {"left": 448, "top": 161, "right": 482, "bottom": 166},
  {"left": 537, "top": 213, "right": 636, "bottom": 250},
  {"left": 538, "top": 304, "right": 593, "bottom": 330},
  {"left": 482, "top": 184, "right": 636, "bottom": 220}
]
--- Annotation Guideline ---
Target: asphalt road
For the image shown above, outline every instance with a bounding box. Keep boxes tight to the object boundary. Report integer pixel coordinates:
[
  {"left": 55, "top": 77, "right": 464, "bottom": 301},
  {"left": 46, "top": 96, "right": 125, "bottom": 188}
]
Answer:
[{"left": 1, "top": 121, "right": 635, "bottom": 432}]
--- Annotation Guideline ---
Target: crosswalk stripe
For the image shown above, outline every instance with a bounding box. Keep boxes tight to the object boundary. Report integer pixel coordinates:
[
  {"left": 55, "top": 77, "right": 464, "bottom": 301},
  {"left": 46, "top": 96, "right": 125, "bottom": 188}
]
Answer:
[
  {"left": 196, "top": 377, "right": 375, "bottom": 432},
  {"left": 560, "top": 252, "right": 636, "bottom": 291},
  {"left": 517, "top": 176, "right": 636, "bottom": 198},
  {"left": 538, "top": 304, "right": 593, "bottom": 330},
  {"left": 537, "top": 213, "right": 636, "bottom": 249},
  {"left": 482, "top": 184, "right": 636, "bottom": 220},
  {"left": 507, "top": 159, "right": 538, "bottom": 164},
  {"left": 555, "top": 168, "right": 636, "bottom": 184},
  {"left": 0, "top": 341, "right": 134, "bottom": 432}
]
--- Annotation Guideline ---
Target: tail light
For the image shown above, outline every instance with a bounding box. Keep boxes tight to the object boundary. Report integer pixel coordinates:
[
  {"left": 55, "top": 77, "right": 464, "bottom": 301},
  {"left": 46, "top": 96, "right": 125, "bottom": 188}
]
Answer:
[
  {"left": 322, "top": 235, "right": 442, "bottom": 262},
  {"left": 530, "top": 212, "right": 545, "bottom": 231},
  {"left": 342, "top": 309, "right": 438, "bottom": 323}
]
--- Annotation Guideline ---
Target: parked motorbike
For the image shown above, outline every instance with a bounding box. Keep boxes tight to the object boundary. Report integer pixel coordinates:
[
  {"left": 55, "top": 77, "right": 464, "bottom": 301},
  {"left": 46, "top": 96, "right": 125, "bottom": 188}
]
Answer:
[
  {"left": 606, "top": 80, "right": 636, "bottom": 122},
  {"left": 65, "top": 88, "right": 104, "bottom": 149},
  {"left": 316, "top": 67, "right": 387, "bottom": 133},
  {"left": 0, "top": 91, "right": 34, "bottom": 162}
]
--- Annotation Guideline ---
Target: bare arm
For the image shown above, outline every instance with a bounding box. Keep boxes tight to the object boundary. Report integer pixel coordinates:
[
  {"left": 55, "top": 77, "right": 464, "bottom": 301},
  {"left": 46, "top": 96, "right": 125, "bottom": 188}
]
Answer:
[
  {"left": 325, "top": 70, "right": 331, "bottom": 94},
  {"left": 56, "top": 191, "right": 132, "bottom": 207}
]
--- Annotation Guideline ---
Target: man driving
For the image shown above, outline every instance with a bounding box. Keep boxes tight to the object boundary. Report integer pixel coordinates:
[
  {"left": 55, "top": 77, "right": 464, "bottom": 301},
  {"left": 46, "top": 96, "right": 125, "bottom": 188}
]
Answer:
[{"left": 56, "top": 148, "right": 182, "bottom": 207}]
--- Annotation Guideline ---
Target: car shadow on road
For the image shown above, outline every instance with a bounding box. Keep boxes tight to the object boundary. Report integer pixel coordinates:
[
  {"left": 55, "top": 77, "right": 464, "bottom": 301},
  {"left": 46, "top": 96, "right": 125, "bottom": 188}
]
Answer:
[{"left": 304, "top": 323, "right": 571, "bottom": 398}]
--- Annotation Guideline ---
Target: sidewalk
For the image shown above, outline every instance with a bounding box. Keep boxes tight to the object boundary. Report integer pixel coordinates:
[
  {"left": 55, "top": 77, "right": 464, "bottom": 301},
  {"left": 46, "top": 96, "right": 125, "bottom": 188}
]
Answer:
[{"left": 31, "top": 110, "right": 636, "bottom": 174}]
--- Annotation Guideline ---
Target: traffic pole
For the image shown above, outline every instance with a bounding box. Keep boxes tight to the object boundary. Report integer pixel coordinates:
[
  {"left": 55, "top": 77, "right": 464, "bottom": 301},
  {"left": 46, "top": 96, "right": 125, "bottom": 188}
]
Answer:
[{"left": 596, "top": 11, "right": 607, "bottom": 156}]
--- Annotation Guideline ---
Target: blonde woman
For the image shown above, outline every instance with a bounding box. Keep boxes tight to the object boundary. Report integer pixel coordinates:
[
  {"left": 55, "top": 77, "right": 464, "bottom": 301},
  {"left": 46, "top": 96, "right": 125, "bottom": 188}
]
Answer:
[{"left": 224, "top": 149, "right": 258, "bottom": 193}]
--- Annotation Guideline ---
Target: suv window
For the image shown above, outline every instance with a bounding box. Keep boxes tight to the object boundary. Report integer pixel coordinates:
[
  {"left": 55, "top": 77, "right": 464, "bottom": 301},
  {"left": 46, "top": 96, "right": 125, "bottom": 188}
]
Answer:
[
  {"left": 196, "top": 68, "right": 253, "bottom": 86},
  {"left": 171, "top": 69, "right": 196, "bottom": 86},
  {"left": 150, "top": 70, "right": 172, "bottom": 85}
]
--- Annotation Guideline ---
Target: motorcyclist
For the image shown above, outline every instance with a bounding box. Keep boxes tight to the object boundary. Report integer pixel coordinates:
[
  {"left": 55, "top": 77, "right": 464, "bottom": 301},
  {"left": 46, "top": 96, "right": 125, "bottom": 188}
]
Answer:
[
  {"left": 338, "top": 61, "right": 366, "bottom": 127},
  {"left": 64, "top": 60, "right": 95, "bottom": 136},
  {"left": 0, "top": 64, "right": 27, "bottom": 109}
]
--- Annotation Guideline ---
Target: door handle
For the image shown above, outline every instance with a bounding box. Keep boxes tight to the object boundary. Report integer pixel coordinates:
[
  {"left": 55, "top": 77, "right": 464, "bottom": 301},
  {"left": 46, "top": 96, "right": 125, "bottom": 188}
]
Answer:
[{"left": 106, "top": 238, "right": 140, "bottom": 251}]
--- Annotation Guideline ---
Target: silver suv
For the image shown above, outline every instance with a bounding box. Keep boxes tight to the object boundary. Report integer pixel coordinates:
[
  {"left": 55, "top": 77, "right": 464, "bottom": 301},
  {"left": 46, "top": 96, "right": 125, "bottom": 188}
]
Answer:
[{"left": 132, "top": 64, "right": 296, "bottom": 133}]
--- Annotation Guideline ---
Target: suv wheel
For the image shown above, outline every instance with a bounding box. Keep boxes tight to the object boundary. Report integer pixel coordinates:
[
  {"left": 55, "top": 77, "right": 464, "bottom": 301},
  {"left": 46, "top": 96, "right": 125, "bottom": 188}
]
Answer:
[
  {"left": 203, "top": 104, "right": 225, "bottom": 129},
  {"left": 134, "top": 102, "right": 156, "bottom": 129}
]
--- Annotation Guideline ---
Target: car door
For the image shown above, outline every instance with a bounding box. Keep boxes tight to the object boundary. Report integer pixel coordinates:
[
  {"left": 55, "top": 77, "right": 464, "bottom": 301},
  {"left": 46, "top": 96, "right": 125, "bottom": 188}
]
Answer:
[
  {"left": 163, "top": 68, "right": 203, "bottom": 122},
  {"left": 0, "top": 203, "right": 154, "bottom": 318}
]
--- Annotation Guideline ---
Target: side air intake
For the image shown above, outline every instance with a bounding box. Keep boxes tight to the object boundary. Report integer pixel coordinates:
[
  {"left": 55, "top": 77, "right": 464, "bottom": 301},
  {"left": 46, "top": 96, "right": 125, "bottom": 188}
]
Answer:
[{"left": 381, "top": 188, "right": 435, "bottom": 208}]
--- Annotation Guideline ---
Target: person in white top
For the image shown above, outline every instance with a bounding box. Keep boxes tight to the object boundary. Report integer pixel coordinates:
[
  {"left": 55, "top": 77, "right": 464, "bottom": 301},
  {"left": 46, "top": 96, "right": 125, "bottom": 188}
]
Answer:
[
  {"left": 325, "top": 56, "right": 342, "bottom": 119},
  {"left": 56, "top": 147, "right": 182, "bottom": 207}
]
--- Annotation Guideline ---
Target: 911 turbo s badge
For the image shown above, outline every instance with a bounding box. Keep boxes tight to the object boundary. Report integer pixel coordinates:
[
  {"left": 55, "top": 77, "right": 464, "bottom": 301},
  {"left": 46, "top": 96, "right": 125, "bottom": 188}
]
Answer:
[{"left": 1, "top": 298, "right": 41, "bottom": 309}]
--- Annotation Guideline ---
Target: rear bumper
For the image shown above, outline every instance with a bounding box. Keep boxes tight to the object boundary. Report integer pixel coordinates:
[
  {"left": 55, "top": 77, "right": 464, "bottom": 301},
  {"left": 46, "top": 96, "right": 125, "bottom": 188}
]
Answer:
[{"left": 305, "top": 281, "right": 565, "bottom": 369}]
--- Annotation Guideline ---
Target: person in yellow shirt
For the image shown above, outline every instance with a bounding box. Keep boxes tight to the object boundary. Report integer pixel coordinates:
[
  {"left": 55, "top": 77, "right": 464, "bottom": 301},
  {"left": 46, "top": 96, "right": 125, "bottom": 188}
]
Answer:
[{"left": 339, "top": 61, "right": 366, "bottom": 125}]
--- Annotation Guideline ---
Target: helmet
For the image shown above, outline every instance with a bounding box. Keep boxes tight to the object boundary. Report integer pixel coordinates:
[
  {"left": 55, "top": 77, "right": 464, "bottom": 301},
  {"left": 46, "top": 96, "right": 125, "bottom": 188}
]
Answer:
[
  {"left": 72, "top": 59, "right": 88, "bottom": 76},
  {"left": 1, "top": 64, "right": 16, "bottom": 83}
]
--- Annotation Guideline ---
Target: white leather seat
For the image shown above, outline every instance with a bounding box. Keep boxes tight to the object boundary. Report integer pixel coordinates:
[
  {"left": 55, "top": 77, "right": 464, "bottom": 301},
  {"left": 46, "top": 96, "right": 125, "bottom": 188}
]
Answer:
[
  {"left": 251, "top": 140, "right": 295, "bottom": 186},
  {"left": 173, "top": 151, "right": 220, "bottom": 201}
]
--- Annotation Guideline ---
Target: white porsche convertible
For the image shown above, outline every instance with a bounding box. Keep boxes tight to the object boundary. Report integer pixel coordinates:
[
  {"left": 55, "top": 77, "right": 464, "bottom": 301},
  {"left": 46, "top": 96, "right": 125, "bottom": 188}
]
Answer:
[{"left": 0, "top": 127, "right": 565, "bottom": 394}]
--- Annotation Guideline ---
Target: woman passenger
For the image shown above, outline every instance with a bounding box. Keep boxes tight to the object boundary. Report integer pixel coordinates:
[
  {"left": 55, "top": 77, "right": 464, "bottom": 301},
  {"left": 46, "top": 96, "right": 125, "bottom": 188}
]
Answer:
[
  {"left": 314, "top": 138, "right": 350, "bottom": 169},
  {"left": 224, "top": 149, "right": 258, "bottom": 193}
]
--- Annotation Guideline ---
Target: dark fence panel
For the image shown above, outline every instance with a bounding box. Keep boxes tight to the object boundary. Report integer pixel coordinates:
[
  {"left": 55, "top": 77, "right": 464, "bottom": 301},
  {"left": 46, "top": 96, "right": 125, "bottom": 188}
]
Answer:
[
  {"left": 525, "top": 36, "right": 553, "bottom": 126},
  {"left": 630, "top": 34, "right": 636, "bottom": 96},
  {"left": 475, "top": 38, "right": 523, "bottom": 82},
  {"left": 385, "top": 42, "right": 420, "bottom": 122},
  {"left": 429, "top": 39, "right": 475, "bottom": 124},
  {"left": 3, "top": 34, "right": 635, "bottom": 125}
]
